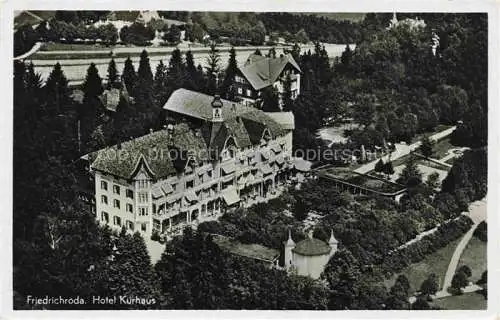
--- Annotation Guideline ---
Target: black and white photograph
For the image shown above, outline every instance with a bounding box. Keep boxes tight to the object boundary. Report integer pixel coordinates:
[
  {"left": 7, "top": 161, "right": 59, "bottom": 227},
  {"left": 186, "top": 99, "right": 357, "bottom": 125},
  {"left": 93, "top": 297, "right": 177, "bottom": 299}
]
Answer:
[{"left": 5, "top": 2, "right": 496, "bottom": 316}]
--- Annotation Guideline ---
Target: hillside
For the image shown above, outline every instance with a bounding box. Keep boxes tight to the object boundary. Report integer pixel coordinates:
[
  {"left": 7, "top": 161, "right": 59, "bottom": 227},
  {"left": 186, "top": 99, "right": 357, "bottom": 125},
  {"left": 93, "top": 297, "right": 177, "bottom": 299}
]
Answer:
[{"left": 297, "top": 12, "right": 366, "bottom": 22}]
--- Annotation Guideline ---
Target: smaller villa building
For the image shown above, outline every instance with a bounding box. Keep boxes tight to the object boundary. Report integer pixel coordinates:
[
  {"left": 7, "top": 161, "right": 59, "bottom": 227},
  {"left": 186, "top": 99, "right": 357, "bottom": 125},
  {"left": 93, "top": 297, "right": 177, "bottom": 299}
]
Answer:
[
  {"left": 234, "top": 53, "right": 302, "bottom": 109},
  {"left": 284, "top": 230, "right": 339, "bottom": 279}
]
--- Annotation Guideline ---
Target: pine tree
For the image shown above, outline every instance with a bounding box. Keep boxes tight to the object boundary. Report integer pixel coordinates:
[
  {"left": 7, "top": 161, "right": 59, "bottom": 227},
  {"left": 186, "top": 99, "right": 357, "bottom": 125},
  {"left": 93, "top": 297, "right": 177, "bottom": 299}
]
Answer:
[
  {"left": 221, "top": 47, "right": 238, "bottom": 100},
  {"left": 153, "top": 60, "right": 168, "bottom": 106},
  {"left": 166, "top": 48, "right": 185, "bottom": 94},
  {"left": 196, "top": 64, "right": 206, "bottom": 92},
  {"left": 106, "top": 58, "right": 119, "bottom": 89},
  {"left": 375, "top": 159, "right": 385, "bottom": 174},
  {"left": 397, "top": 154, "right": 423, "bottom": 187},
  {"left": 419, "top": 136, "right": 434, "bottom": 158},
  {"left": 122, "top": 56, "right": 137, "bottom": 96},
  {"left": 290, "top": 43, "right": 301, "bottom": 62},
  {"left": 282, "top": 73, "right": 293, "bottom": 111},
  {"left": 81, "top": 63, "right": 104, "bottom": 150},
  {"left": 267, "top": 47, "right": 276, "bottom": 58},
  {"left": 185, "top": 50, "right": 199, "bottom": 91},
  {"left": 136, "top": 50, "right": 155, "bottom": 110},
  {"left": 260, "top": 86, "right": 280, "bottom": 112},
  {"left": 44, "top": 62, "right": 71, "bottom": 115},
  {"left": 383, "top": 161, "right": 395, "bottom": 179},
  {"left": 205, "top": 42, "right": 221, "bottom": 95},
  {"left": 82, "top": 63, "right": 103, "bottom": 103},
  {"left": 419, "top": 273, "right": 438, "bottom": 299},
  {"left": 137, "top": 49, "right": 153, "bottom": 85},
  {"left": 340, "top": 44, "right": 353, "bottom": 72}
]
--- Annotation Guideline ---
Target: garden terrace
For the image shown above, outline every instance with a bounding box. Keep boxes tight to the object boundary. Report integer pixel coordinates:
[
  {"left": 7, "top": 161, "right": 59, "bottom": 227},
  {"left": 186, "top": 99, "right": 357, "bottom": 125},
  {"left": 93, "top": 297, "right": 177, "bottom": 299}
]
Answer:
[
  {"left": 316, "top": 166, "right": 407, "bottom": 198},
  {"left": 212, "top": 234, "right": 280, "bottom": 266}
]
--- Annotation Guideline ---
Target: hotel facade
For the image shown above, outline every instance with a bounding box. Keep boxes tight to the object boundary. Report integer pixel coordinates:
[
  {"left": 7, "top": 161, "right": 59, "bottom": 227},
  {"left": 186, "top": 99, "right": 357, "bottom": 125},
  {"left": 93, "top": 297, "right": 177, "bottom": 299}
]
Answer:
[{"left": 88, "top": 89, "right": 300, "bottom": 239}]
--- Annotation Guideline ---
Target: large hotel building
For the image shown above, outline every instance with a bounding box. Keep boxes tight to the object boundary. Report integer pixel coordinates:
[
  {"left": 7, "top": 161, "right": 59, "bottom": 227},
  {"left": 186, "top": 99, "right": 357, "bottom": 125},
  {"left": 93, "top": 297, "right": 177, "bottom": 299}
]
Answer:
[{"left": 86, "top": 88, "right": 306, "bottom": 240}]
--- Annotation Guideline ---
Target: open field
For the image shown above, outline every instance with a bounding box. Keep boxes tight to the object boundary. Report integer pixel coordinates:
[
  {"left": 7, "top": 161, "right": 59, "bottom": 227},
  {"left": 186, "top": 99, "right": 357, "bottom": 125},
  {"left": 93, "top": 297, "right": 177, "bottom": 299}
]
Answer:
[
  {"left": 457, "top": 236, "right": 487, "bottom": 283},
  {"left": 432, "top": 292, "right": 487, "bottom": 310},
  {"left": 383, "top": 237, "right": 462, "bottom": 295},
  {"left": 29, "top": 43, "right": 352, "bottom": 85},
  {"left": 298, "top": 12, "right": 366, "bottom": 22}
]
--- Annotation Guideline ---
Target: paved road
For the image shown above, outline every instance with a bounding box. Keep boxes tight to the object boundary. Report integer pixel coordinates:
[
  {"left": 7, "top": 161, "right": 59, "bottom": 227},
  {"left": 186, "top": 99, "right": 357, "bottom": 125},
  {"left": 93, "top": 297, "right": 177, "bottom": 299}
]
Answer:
[
  {"left": 439, "top": 147, "right": 470, "bottom": 163},
  {"left": 439, "top": 198, "right": 487, "bottom": 295},
  {"left": 354, "top": 126, "right": 456, "bottom": 174},
  {"left": 14, "top": 42, "right": 43, "bottom": 60},
  {"left": 407, "top": 198, "right": 486, "bottom": 304}
]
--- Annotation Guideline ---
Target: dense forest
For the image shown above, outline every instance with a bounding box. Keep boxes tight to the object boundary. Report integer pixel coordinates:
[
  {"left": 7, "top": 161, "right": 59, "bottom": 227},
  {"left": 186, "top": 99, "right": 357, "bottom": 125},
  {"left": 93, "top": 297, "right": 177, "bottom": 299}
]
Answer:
[
  {"left": 14, "top": 10, "right": 363, "bottom": 56},
  {"left": 13, "top": 13, "right": 487, "bottom": 310}
]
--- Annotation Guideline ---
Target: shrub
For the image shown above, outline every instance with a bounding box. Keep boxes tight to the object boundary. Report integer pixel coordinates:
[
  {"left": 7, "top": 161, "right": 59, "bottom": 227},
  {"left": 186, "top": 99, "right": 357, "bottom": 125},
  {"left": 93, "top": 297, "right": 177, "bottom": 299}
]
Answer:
[
  {"left": 151, "top": 230, "right": 160, "bottom": 241},
  {"left": 473, "top": 221, "right": 487, "bottom": 242},
  {"left": 380, "top": 216, "right": 473, "bottom": 277}
]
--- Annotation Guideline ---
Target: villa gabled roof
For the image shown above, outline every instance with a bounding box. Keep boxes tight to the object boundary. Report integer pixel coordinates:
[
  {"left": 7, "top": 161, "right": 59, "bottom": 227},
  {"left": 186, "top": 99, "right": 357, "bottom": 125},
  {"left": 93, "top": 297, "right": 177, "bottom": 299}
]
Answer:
[{"left": 239, "top": 53, "right": 302, "bottom": 90}]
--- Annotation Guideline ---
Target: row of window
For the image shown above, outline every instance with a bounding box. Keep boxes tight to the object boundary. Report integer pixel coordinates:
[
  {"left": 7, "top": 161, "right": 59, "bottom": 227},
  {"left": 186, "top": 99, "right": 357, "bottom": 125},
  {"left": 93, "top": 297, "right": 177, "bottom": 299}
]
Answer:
[
  {"left": 237, "top": 87, "right": 253, "bottom": 97},
  {"left": 137, "top": 180, "right": 149, "bottom": 189},
  {"left": 100, "top": 181, "right": 134, "bottom": 199},
  {"left": 100, "top": 212, "right": 147, "bottom": 232},
  {"left": 101, "top": 196, "right": 133, "bottom": 212}
]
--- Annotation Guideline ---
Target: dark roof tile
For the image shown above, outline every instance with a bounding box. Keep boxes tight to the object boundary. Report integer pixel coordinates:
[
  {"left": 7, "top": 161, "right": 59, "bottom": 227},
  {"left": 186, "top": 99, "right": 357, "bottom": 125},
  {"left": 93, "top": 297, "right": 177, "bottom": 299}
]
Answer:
[{"left": 293, "top": 238, "right": 331, "bottom": 256}]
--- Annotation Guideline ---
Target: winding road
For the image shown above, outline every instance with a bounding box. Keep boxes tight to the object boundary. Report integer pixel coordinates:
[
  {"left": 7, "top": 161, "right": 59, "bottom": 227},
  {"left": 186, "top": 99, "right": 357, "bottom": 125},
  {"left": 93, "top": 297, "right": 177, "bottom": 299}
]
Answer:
[
  {"left": 13, "top": 42, "right": 43, "bottom": 60},
  {"left": 440, "top": 198, "right": 487, "bottom": 293},
  {"left": 408, "top": 197, "right": 487, "bottom": 303}
]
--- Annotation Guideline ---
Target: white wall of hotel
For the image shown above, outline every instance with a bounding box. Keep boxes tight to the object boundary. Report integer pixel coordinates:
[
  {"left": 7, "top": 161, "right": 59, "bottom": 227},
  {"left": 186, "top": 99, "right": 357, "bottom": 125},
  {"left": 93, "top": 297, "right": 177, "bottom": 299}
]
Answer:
[{"left": 94, "top": 128, "right": 295, "bottom": 239}]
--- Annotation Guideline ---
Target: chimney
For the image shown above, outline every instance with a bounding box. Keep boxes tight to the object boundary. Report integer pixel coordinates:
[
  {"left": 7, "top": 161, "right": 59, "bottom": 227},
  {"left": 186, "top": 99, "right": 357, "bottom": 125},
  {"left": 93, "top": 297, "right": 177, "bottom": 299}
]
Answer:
[
  {"left": 211, "top": 95, "right": 223, "bottom": 122},
  {"left": 167, "top": 124, "right": 175, "bottom": 146},
  {"left": 308, "top": 229, "right": 314, "bottom": 239}
]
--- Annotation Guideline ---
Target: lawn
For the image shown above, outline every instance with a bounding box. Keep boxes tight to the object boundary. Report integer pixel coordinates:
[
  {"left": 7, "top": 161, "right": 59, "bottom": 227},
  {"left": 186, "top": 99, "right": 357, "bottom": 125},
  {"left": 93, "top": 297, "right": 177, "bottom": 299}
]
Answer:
[
  {"left": 40, "top": 43, "right": 127, "bottom": 52},
  {"left": 383, "top": 237, "right": 462, "bottom": 295},
  {"left": 432, "top": 292, "right": 487, "bottom": 310},
  {"left": 430, "top": 137, "right": 456, "bottom": 160},
  {"left": 457, "top": 236, "right": 487, "bottom": 283},
  {"left": 445, "top": 158, "right": 456, "bottom": 165},
  {"left": 299, "top": 12, "right": 367, "bottom": 22},
  {"left": 411, "top": 124, "right": 453, "bottom": 144}
]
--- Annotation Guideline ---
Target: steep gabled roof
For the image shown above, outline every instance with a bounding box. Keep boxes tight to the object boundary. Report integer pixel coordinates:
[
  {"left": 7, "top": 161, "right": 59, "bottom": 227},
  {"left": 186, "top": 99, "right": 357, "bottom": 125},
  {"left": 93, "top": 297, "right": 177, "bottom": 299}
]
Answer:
[
  {"left": 91, "top": 89, "right": 292, "bottom": 179},
  {"left": 239, "top": 53, "right": 302, "bottom": 90},
  {"left": 163, "top": 88, "right": 254, "bottom": 121},
  {"left": 90, "top": 123, "right": 206, "bottom": 180},
  {"left": 293, "top": 238, "right": 331, "bottom": 256}
]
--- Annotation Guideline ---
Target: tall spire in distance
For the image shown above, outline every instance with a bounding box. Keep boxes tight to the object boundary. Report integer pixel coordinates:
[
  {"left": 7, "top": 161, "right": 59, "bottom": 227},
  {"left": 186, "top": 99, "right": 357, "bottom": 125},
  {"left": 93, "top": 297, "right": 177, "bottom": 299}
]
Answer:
[
  {"left": 211, "top": 94, "right": 223, "bottom": 122},
  {"left": 286, "top": 229, "right": 295, "bottom": 246}
]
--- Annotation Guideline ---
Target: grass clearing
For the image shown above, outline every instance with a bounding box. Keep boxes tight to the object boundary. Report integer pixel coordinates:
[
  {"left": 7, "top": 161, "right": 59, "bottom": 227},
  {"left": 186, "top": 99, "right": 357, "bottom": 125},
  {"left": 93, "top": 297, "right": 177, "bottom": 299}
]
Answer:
[
  {"left": 431, "top": 137, "right": 456, "bottom": 160},
  {"left": 411, "top": 124, "right": 453, "bottom": 144},
  {"left": 432, "top": 292, "right": 487, "bottom": 310},
  {"left": 383, "top": 237, "right": 462, "bottom": 295},
  {"left": 457, "top": 236, "right": 487, "bottom": 283}
]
